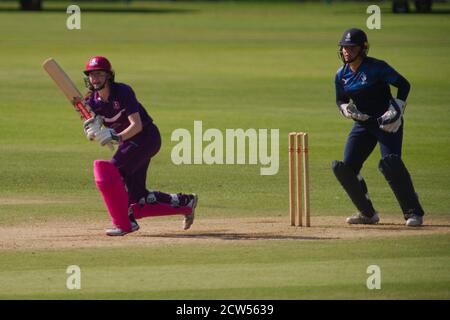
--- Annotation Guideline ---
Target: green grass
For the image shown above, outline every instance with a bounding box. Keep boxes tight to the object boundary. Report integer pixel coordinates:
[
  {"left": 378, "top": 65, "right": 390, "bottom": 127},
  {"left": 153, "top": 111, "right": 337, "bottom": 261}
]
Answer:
[
  {"left": 0, "top": 1, "right": 449, "bottom": 299},
  {"left": 0, "top": 235, "right": 449, "bottom": 299}
]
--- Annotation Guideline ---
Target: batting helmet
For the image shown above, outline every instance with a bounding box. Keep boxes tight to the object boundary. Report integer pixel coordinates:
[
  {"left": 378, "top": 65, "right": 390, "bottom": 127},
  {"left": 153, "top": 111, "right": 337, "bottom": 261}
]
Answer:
[
  {"left": 83, "top": 56, "right": 112, "bottom": 75},
  {"left": 83, "top": 56, "right": 115, "bottom": 91}
]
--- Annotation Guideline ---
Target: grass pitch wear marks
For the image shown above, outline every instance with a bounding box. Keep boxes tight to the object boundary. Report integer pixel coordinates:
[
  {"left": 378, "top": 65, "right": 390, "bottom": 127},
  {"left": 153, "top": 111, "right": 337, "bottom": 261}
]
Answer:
[
  {"left": 84, "top": 56, "right": 198, "bottom": 236},
  {"left": 332, "top": 28, "right": 425, "bottom": 227}
]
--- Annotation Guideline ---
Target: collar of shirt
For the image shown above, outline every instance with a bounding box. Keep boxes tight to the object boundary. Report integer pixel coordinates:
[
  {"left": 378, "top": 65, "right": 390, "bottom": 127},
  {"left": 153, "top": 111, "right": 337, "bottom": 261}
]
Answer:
[
  {"left": 94, "top": 83, "right": 117, "bottom": 105},
  {"left": 344, "top": 57, "right": 366, "bottom": 75}
]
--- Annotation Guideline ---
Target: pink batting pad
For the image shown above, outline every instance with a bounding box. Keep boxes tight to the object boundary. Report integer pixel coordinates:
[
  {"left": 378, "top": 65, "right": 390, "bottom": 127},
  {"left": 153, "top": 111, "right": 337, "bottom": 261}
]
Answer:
[
  {"left": 93, "top": 160, "right": 131, "bottom": 232},
  {"left": 131, "top": 202, "right": 191, "bottom": 219}
]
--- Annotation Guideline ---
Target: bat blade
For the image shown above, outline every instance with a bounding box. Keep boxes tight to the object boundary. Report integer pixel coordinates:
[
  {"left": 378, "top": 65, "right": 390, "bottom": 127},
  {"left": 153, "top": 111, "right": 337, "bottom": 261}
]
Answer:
[{"left": 42, "top": 58, "right": 91, "bottom": 120}]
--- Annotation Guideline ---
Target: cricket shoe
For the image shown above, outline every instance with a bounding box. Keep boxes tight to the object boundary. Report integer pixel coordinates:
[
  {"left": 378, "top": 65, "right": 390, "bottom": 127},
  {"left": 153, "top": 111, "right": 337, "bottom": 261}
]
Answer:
[
  {"left": 106, "top": 221, "right": 140, "bottom": 236},
  {"left": 183, "top": 194, "right": 198, "bottom": 230},
  {"left": 405, "top": 214, "right": 423, "bottom": 227},
  {"left": 346, "top": 212, "right": 380, "bottom": 225}
]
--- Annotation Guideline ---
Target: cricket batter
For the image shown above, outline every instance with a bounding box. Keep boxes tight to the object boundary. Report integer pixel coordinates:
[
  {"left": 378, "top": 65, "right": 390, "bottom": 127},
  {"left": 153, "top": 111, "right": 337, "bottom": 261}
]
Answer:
[
  {"left": 332, "top": 28, "right": 425, "bottom": 226},
  {"left": 83, "top": 56, "right": 198, "bottom": 236}
]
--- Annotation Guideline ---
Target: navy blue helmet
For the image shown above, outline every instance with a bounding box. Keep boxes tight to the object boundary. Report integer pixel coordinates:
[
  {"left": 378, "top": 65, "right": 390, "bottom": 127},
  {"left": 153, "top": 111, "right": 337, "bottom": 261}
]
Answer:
[{"left": 338, "top": 28, "right": 369, "bottom": 63}]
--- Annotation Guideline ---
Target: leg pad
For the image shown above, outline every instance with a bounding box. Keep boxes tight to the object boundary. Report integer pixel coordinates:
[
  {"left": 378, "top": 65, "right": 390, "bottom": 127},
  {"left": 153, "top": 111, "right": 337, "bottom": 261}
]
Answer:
[
  {"left": 131, "top": 202, "right": 192, "bottom": 219},
  {"left": 332, "top": 160, "right": 376, "bottom": 217},
  {"left": 94, "top": 160, "right": 132, "bottom": 231},
  {"left": 378, "top": 154, "right": 424, "bottom": 217}
]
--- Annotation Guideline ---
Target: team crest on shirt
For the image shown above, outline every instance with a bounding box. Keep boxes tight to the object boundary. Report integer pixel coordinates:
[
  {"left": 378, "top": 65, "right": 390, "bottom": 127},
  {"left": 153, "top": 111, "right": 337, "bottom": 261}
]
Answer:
[
  {"left": 113, "top": 101, "right": 121, "bottom": 110},
  {"left": 359, "top": 72, "right": 367, "bottom": 85}
]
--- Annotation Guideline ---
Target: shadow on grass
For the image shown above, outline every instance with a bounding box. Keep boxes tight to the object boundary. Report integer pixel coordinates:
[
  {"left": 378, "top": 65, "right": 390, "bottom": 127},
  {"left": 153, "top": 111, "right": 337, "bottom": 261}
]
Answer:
[
  {"left": 348, "top": 222, "right": 450, "bottom": 230},
  {"left": 334, "top": 8, "right": 450, "bottom": 15},
  {"left": 0, "top": 7, "right": 197, "bottom": 14},
  {"left": 388, "top": 9, "right": 450, "bottom": 14},
  {"left": 140, "top": 232, "right": 338, "bottom": 241}
]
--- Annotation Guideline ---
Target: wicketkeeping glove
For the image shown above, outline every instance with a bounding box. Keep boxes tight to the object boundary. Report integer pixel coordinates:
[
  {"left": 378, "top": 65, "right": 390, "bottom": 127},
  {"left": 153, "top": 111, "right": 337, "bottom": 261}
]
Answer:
[
  {"left": 339, "top": 102, "right": 370, "bottom": 121},
  {"left": 378, "top": 98, "right": 406, "bottom": 133}
]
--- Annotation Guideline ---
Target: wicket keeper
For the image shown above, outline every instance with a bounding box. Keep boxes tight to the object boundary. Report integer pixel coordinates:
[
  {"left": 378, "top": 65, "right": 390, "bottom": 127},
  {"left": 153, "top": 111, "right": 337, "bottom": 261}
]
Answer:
[
  {"left": 332, "top": 28, "right": 425, "bottom": 226},
  {"left": 82, "top": 56, "right": 198, "bottom": 236}
]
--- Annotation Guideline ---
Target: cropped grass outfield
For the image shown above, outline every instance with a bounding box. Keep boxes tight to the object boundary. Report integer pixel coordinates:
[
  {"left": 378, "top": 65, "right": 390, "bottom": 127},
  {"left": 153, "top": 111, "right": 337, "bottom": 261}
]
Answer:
[{"left": 0, "top": 1, "right": 449, "bottom": 299}]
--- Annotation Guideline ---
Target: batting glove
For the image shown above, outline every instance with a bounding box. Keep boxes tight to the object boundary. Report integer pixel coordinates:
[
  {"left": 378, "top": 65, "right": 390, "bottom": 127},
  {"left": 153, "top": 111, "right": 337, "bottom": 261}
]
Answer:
[
  {"left": 95, "top": 127, "right": 121, "bottom": 146},
  {"left": 83, "top": 116, "right": 102, "bottom": 141}
]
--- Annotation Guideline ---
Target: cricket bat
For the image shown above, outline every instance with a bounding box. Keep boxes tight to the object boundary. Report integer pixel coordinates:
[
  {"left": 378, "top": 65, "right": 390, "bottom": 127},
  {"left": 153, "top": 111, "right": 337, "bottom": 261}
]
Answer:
[{"left": 42, "top": 57, "right": 114, "bottom": 151}]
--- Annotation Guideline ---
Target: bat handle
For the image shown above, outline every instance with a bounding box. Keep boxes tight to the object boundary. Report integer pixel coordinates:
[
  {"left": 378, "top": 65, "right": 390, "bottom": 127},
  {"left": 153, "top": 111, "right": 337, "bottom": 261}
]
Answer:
[{"left": 107, "top": 142, "right": 114, "bottom": 151}]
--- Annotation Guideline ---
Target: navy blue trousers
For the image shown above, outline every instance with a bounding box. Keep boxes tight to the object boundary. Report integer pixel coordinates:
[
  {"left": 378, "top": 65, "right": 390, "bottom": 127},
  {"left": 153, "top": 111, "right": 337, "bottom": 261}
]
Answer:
[{"left": 343, "top": 121, "right": 403, "bottom": 173}]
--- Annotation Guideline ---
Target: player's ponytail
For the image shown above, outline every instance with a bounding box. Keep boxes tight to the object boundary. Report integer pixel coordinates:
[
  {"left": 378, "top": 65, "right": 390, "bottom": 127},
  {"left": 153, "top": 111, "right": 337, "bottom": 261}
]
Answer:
[
  {"left": 109, "top": 70, "right": 115, "bottom": 83},
  {"left": 83, "top": 87, "right": 94, "bottom": 100}
]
